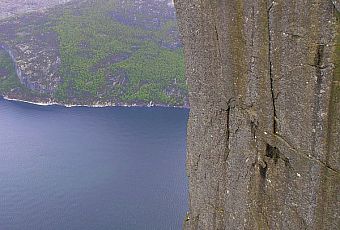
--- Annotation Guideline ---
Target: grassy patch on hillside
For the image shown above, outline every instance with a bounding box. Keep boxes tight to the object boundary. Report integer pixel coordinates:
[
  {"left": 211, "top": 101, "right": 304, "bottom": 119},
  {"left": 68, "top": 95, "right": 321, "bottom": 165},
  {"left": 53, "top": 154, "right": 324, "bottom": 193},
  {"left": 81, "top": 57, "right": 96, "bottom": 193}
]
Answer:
[
  {"left": 52, "top": 0, "right": 186, "bottom": 105},
  {"left": 0, "top": 49, "right": 22, "bottom": 94}
]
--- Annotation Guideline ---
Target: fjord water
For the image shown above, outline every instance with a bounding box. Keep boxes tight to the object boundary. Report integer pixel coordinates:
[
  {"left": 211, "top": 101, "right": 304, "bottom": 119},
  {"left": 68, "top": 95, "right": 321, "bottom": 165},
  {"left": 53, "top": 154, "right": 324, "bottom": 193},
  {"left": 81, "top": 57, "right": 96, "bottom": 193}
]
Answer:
[{"left": 0, "top": 98, "right": 188, "bottom": 230}]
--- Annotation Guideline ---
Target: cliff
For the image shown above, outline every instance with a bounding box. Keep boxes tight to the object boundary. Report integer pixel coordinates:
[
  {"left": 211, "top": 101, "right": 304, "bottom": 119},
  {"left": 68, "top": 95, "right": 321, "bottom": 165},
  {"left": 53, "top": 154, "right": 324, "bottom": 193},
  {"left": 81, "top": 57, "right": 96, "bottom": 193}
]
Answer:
[{"left": 174, "top": 0, "right": 340, "bottom": 229}]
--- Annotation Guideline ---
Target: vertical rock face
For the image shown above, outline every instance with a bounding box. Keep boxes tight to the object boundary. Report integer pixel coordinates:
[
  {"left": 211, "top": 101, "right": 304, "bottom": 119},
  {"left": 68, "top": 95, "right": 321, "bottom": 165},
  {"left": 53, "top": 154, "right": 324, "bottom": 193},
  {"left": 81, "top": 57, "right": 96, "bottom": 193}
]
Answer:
[{"left": 174, "top": 0, "right": 340, "bottom": 229}]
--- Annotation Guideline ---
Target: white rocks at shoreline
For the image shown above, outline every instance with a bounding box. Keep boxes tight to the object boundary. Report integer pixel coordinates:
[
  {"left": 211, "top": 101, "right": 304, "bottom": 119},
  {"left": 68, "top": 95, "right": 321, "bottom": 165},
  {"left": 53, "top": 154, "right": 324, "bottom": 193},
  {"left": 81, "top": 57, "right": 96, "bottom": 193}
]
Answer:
[{"left": 2, "top": 96, "right": 188, "bottom": 109}]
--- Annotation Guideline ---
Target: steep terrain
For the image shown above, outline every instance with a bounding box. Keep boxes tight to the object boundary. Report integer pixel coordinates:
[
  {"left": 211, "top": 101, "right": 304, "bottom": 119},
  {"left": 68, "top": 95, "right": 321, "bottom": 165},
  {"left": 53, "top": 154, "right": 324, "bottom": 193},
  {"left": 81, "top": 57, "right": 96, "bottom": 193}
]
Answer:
[
  {"left": 175, "top": 0, "right": 340, "bottom": 229},
  {"left": 0, "top": 0, "right": 72, "bottom": 20},
  {"left": 0, "top": 0, "right": 187, "bottom": 107}
]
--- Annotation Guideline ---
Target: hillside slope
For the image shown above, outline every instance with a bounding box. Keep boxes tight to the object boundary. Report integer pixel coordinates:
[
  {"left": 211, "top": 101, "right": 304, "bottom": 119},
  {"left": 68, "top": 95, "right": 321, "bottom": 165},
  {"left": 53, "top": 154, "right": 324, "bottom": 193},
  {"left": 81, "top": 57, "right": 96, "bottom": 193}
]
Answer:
[
  {"left": 0, "top": 0, "right": 72, "bottom": 20},
  {"left": 0, "top": 0, "right": 187, "bottom": 107}
]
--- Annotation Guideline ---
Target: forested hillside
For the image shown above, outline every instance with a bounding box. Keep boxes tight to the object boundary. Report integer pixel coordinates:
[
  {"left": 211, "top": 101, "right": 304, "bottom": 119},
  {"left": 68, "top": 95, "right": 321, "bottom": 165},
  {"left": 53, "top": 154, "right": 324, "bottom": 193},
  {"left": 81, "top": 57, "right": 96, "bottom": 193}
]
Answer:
[{"left": 0, "top": 0, "right": 187, "bottom": 107}]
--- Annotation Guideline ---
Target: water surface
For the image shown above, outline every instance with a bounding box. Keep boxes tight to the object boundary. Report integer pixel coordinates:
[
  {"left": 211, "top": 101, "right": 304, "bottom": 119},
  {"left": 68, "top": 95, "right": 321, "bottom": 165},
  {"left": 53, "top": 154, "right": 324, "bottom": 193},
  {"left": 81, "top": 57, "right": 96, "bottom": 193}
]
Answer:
[{"left": 0, "top": 98, "right": 188, "bottom": 230}]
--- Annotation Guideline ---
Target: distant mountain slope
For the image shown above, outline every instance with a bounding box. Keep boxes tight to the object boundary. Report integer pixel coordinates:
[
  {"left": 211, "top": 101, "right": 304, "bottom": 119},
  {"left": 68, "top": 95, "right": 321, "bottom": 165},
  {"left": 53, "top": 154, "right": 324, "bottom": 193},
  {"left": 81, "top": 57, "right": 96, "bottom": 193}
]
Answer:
[
  {"left": 0, "top": 0, "right": 187, "bottom": 107},
  {"left": 0, "top": 0, "right": 72, "bottom": 20}
]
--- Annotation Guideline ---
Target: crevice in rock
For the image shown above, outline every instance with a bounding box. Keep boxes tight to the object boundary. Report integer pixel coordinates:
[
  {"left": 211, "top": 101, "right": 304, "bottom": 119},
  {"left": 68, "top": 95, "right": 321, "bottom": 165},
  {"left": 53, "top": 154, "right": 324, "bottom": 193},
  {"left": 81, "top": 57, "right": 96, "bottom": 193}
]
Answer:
[
  {"left": 214, "top": 25, "right": 219, "bottom": 43},
  {"left": 266, "top": 144, "right": 290, "bottom": 166},
  {"left": 307, "top": 63, "right": 330, "bottom": 69},
  {"left": 314, "top": 44, "right": 325, "bottom": 68},
  {"left": 267, "top": 1, "right": 274, "bottom": 12},
  {"left": 266, "top": 144, "right": 280, "bottom": 163},
  {"left": 259, "top": 161, "right": 268, "bottom": 179},
  {"left": 213, "top": 16, "right": 222, "bottom": 62},
  {"left": 267, "top": 1, "right": 277, "bottom": 134},
  {"left": 194, "top": 153, "right": 201, "bottom": 171},
  {"left": 251, "top": 6, "right": 255, "bottom": 47},
  {"left": 274, "top": 134, "right": 340, "bottom": 174},
  {"left": 311, "top": 43, "right": 325, "bottom": 157},
  {"left": 269, "top": 71, "right": 277, "bottom": 133},
  {"left": 226, "top": 106, "right": 230, "bottom": 149},
  {"left": 250, "top": 120, "right": 257, "bottom": 140},
  {"left": 331, "top": 0, "right": 340, "bottom": 13},
  {"left": 225, "top": 98, "right": 234, "bottom": 150}
]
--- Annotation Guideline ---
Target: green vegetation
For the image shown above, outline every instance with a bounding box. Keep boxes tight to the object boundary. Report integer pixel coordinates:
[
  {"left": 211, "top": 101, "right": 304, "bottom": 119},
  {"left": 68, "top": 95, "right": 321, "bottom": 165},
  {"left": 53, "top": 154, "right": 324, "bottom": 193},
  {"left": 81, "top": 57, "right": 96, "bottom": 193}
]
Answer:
[
  {"left": 114, "top": 42, "right": 185, "bottom": 104},
  {"left": 0, "top": 0, "right": 186, "bottom": 106},
  {"left": 52, "top": 0, "right": 186, "bottom": 105},
  {"left": 0, "top": 50, "right": 22, "bottom": 94}
]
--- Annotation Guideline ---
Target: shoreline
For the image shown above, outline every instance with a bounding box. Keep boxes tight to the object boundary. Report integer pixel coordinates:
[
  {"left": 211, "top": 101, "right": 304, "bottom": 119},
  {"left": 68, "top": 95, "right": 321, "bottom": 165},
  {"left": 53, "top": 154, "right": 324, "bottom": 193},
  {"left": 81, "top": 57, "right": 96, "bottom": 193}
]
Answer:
[{"left": 1, "top": 96, "right": 189, "bottom": 109}]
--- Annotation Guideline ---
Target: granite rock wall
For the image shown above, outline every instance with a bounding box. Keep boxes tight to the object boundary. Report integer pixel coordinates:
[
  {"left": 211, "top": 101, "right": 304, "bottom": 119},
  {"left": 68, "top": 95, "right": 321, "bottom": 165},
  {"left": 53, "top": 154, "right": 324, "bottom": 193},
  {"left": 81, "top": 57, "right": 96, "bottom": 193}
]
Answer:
[{"left": 174, "top": 0, "right": 340, "bottom": 229}]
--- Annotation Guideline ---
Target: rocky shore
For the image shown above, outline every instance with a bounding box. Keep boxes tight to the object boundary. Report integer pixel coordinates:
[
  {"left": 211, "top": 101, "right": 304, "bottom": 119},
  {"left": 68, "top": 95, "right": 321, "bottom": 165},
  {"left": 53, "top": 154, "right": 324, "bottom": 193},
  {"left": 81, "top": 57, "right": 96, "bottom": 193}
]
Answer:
[{"left": 1, "top": 95, "right": 189, "bottom": 109}]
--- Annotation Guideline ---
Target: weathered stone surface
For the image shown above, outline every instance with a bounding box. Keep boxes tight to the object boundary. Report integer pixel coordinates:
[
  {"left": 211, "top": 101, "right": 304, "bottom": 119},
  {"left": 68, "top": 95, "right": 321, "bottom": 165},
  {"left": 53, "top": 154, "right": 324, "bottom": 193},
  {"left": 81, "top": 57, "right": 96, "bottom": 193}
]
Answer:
[
  {"left": 332, "top": 0, "right": 340, "bottom": 12},
  {"left": 174, "top": 0, "right": 340, "bottom": 229}
]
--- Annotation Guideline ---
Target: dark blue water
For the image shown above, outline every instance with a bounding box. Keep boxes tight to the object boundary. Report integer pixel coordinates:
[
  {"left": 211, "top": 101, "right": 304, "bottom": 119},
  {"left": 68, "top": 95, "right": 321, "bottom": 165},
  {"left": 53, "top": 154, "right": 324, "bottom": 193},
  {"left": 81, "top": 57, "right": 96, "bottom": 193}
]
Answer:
[{"left": 0, "top": 98, "right": 188, "bottom": 230}]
